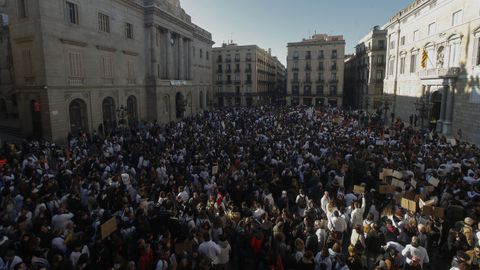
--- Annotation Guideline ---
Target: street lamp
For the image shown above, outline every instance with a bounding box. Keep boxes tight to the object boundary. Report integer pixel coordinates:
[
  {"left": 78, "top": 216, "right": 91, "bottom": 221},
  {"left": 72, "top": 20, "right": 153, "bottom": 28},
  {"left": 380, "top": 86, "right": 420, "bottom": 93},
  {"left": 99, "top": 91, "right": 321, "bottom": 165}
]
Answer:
[
  {"left": 414, "top": 97, "right": 433, "bottom": 130},
  {"left": 116, "top": 105, "right": 127, "bottom": 128}
]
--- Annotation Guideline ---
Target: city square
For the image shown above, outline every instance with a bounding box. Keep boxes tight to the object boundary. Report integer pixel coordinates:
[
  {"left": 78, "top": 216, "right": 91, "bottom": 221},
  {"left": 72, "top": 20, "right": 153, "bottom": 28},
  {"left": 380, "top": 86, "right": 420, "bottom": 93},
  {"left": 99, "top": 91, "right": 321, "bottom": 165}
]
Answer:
[{"left": 0, "top": 0, "right": 480, "bottom": 269}]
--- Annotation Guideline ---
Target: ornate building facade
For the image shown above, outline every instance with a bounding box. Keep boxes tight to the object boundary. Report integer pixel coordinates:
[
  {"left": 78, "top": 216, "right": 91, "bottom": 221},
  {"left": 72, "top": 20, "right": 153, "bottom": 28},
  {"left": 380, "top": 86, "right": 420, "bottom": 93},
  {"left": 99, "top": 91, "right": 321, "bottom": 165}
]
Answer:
[
  {"left": 384, "top": 0, "right": 480, "bottom": 143},
  {"left": 0, "top": 0, "right": 213, "bottom": 142}
]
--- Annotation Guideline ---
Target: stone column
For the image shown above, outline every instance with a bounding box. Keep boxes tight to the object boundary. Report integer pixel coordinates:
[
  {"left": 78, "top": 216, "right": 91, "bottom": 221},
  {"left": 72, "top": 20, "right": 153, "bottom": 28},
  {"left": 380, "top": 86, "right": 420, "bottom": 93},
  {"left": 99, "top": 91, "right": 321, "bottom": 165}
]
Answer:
[
  {"left": 179, "top": 37, "right": 185, "bottom": 80},
  {"left": 150, "top": 26, "right": 159, "bottom": 78},
  {"left": 187, "top": 39, "right": 192, "bottom": 80},
  {"left": 442, "top": 79, "right": 455, "bottom": 135},
  {"left": 436, "top": 85, "right": 447, "bottom": 133},
  {"left": 165, "top": 31, "right": 172, "bottom": 79}
]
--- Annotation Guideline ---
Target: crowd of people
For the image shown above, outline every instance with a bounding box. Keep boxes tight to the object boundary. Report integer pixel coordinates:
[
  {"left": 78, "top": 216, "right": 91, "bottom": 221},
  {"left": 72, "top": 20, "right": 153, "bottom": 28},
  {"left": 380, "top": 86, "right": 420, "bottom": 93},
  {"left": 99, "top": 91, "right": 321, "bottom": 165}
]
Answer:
[{"left": 0, "top": 106, "right": 480, "bottom": 270}]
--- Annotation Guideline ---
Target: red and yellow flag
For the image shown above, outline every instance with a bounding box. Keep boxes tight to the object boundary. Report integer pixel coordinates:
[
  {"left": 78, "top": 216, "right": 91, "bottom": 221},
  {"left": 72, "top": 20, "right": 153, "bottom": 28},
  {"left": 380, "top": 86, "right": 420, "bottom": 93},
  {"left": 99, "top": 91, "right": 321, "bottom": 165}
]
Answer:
[{"left": 421, "top": 49, "right": 428, "bottom": 69}]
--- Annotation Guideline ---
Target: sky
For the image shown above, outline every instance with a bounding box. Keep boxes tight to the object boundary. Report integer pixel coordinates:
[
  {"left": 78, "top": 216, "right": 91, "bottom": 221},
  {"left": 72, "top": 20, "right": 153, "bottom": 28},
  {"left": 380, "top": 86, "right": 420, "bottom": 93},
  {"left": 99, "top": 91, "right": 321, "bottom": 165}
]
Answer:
[{"left": 181, "top": 0, "right": 413, "bottom": 65}]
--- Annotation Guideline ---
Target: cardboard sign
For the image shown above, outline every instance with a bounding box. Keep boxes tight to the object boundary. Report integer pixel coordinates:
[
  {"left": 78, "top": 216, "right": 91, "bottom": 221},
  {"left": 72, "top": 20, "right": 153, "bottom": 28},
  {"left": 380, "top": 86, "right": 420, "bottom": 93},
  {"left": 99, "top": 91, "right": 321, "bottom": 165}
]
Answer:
[
  {"left": 419, "top": 198, "right": 435, "bottom": 209},
  {"left": 379, "top": 185, "right": 396, "bottom": 194},
  {"left": 428, "top": 177, "right": 440, "bottom": 187},
  {"left": 353, "top": 185, "right": 365, "bottom": 194},
  {"left": 383, "top": 169, "right": 393, "bottom": 177},
  {"left": 101, "top": 217, "right": 117, "bottom": 239},
  {"left": 422, "top": 205, "right": 445, "bottom": 218},
  {"left": 212, "top": 165, "right": 219, "bottom": 175},
  {"left": 447, "top": 138, "right": 457, "bottom": 146},
  {"left": 391, "top": 178, "right": 405, "bottom": 190},
  {"left": 401, "top": 198, "right": 417, "bottom": 212},
  {"left": 425, "top": 186, "right": 435, "bottom": 192},
  {"left": 392, "top": 171, "right": 403, "bottom": 180},
  {"left": 379, "top": 172, "right": 385, "bottom": 182}
]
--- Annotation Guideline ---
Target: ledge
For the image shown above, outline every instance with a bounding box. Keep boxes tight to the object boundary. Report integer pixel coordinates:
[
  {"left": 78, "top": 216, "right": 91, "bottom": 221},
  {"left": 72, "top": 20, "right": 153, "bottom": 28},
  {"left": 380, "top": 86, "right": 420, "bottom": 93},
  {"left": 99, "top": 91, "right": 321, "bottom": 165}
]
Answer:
[{"left": 60, "top": 38, "right": 87, "bottom": 47}]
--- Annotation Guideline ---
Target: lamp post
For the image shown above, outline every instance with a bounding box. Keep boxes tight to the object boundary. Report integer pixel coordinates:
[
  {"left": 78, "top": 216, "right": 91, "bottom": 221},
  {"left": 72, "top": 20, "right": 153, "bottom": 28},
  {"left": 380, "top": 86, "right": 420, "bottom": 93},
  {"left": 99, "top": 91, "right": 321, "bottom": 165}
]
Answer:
[
  {"left": 116, "top": 105, "right": 127, "bottom": 129},
  {"left": 414, "top": 97, "right": 433, "bottom": 130}
]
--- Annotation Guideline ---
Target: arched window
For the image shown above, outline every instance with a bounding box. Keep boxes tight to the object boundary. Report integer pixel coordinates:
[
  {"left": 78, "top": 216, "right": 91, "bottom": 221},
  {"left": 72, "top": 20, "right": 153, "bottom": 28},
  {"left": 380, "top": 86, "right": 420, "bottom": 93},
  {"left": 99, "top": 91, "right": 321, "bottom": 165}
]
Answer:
[
  {"left": 69, "top": 99, "right": 88, "bottom": 135},
  {"left": 127, "top": 95, "right": 138, "bottom": 125},
  {"left": 102, "top": 97, "right": 116, "bottom": 130},
  {"left": 447, "top": 35, "right": 461, "bottom": 67}
]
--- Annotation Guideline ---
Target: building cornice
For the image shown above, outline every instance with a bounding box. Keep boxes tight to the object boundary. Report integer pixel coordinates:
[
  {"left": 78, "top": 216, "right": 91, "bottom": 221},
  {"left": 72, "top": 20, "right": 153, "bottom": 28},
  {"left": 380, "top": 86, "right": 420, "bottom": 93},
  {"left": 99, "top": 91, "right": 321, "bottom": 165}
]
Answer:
[
  {"left": 59, "top": 38, "right": 87, "bottom": 47},
  {"left": 122, "top": 50, "right": 139, "bottom": 56},
  {"left": 14, "top": 36, "right": 34, "bottom": 44},
  {"left": 96, "top": 45, "right": 117, "bottom": 52}
]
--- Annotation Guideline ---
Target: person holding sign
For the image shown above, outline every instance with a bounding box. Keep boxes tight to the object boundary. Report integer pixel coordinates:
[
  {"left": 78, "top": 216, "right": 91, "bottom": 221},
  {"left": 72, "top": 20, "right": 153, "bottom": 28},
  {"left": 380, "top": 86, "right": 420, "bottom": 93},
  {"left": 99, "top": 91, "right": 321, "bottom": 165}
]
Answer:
[
  {"left": 402, "top": 236, "right": 429, "bottom": 269},
  {"left": 351, "top": 194, "right": 366, "bottom": 228}
]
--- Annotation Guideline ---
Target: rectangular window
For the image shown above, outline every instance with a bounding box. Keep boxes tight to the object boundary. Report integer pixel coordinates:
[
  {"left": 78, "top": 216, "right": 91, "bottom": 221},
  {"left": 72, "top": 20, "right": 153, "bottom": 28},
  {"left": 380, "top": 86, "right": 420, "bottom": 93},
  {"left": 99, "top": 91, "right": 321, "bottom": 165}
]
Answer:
[
  {"left": 127, "top": 61, "right": 135, "bottom": 78},
  {"left": 400, "top": 56, "right": 406, "bottom": 74},
  {"left": 388, "top": 58, "right": 394, "bottom": 76},
  {"left": 293, "top": 51, "right": 299, "bottom": 59},
  {"left": 200, "top": 49, "right": 203, "bottom": 59},
  {"left": 101, "top": 55, "right": 113, "bottom": 78},
  {"left": 68, "top": 51, "right": 83, "bottom": 77},
  {"left": 318, "top": 50, "right": 324, "bottom": 59},
  {"left": 377, "top": 55, "right": 384, "bottom": 64},
  {"left": 305, "top": 51, "right": 311, "bottom": 59},
  {"left": 66, "top": 1, "right": 78, "bottom": 24},
  {"left": 21, "top": 49, "right": 33, "bottom": 76},
  {"left": 293, "top": 73, "right": 298, "bottom": 81},
  {"left": 413, "top": 30, "right": 419, "bottom": 42},
  {"left": 476, "top": 38, "right": 480, "bottom": 66},
  {"left": 452, "top": 10, "right": 463, "bottom": 26},
  {"left": 378, "top": 40, "right": 385, "bottom": 49},
  {"left": 331, "top": 50, "right": 337, "bottom": 58},
  {"left": 428, "top": 22, "right": 436, "bottom": 36},
  {"left": 98, "top": 12, "right": 110, "bottom": 33},
  {"left": 376, "top": 70, "right": 383, "bottom": 80},
  {"left": 217, "top": 74, "right": 222, "bottom": 81},
  {"left": 125, "top": 23, "right": 133, "bottom": 39},
  {"left": 206, "top": 51, "right": 209, "bottom": 60},
  {"left": 410, "top": 54, "right": 417, "bottom": 73},
  {"left": 18, "top": 0, "right": 28, "bottom": 18},
  {"left": 400, "top": 36, "right": 405, "bottom": 46}
]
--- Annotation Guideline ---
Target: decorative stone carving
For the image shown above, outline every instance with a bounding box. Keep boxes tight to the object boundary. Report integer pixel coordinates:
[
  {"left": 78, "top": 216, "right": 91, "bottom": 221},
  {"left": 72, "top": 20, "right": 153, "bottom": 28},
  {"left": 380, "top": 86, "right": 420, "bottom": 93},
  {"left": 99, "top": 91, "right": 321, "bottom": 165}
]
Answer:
[{"left": 436, "top": 46, "right": 444, "bottom": 68}]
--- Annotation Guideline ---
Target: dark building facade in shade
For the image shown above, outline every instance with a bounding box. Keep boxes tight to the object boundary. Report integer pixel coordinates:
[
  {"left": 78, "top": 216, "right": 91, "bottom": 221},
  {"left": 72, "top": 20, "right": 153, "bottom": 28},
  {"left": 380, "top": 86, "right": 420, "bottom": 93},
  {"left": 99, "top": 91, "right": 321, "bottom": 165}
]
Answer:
[{"left": 0, "top": 0, "right": 213, "bottom": 142}]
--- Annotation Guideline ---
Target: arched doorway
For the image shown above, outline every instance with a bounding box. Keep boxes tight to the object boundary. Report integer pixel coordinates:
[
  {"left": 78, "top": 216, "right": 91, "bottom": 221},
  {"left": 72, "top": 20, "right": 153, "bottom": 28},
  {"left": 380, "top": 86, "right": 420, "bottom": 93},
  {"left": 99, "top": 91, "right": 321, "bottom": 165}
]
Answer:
[
  {"left": 102, "top": 97, "right": 116, "bottom": 131},
  {"left": 199, "top": 91, "right": 204, "bottom": 109},
  {"left": 175, "top": 92, "right": 185, "bottom": 119},
  {"left": 430, "top": 90, "right": 442, "bottom": 123},
  {"left": 30, "top": 100, "right": 42, "bottom": 138},
  {"left": 127, "top": 95, "right": 138, "bottom": 127},
  {"left": 69, "top": 99, "right": 88, "bottom": 135}
]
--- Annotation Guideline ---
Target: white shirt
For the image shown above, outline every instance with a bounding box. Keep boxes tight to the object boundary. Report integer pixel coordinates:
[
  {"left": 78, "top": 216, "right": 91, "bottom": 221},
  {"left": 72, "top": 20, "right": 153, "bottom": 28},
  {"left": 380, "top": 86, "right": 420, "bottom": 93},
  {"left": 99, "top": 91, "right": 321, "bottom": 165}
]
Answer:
[
  {"left": 198, "top": 240, "right": 221, "bottom": 263},
  {"left": 401, "top": 244, "right": 429, "bottom": 266},
  {"left": 350, "top": 197, "right": 366, "bottom": 227}
]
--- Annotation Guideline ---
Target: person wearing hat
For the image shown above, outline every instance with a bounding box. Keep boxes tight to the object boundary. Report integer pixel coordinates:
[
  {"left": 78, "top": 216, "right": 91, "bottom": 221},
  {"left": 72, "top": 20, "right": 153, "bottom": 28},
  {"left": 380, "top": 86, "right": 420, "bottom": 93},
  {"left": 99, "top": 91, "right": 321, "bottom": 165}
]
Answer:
[
  {"left": 462, "top": 217, "right": 475, "bottom": 248},
  {"left": 402, "top": 236, "right": 429, "bottom": 269}
]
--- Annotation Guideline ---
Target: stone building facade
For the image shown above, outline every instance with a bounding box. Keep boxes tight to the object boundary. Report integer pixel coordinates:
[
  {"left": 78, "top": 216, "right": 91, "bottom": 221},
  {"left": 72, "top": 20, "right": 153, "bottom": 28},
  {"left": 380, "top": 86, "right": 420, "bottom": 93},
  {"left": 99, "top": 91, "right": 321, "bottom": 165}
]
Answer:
[
  {"left": 286, "top": 34, "right": 345, "bottom": 107},
  {"left": 0, "top": 0, "right": 213, "bottom": 142},
  {"left": 344, "top": 27, "right": 387, "bottom": 111},
  {"left": 212, "top": 43, "right": 284, "bottom": 107},
  {"left": 273, "top": 56, "right": 287, "bottom": 105},
  {"left": 384, "top": 0, "right": 480, "bottom": 144}
]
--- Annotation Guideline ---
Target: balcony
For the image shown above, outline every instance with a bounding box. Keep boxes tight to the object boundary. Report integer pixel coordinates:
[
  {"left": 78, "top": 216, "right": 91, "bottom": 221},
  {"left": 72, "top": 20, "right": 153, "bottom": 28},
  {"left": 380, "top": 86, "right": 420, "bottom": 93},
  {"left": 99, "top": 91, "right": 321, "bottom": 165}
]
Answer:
[
  {"left": 245, "top": 80, "right": 252, "bottom": 84},
  {"left": 304, "top": 79, "right": 312, "bottom": 84},
  {"left": 216, "top": 80, "right": 223, "bottom": 85},
  {"left": 291, "top": 79, "right": 299, "bottom": 84},
  {"left": 216, "top": 69, "right": 223, "bottom": 73},
  {"left": 305, "top": 55, "right": 311, "bottom": 60},
  {"left": 329, "top": 79, "right": 338, "bottom": 84},
  {"left": 374, "top": 79, "right": 384, "bottom": 84},
  {"left": 318, "top": 55, "right": 324, "bottom": 60},
  {"left": 245, "top": 68, "right": 252, "bottom": 73},
  {"left": 127, "top": 78, "right": 136, "bottom": 84},
  {"left": 234, "top": 69, "right": 240, "bottom": 73},
  {"left": 331, "top": 55, "right": 338, "bottom": 59},
  {"left": 376, "top": 62, "right": 385, "bottom": 67},
  {"left": 305, "top": 66, "right": 312, "bottom": 71},
  {"left": 68, "top": 77, "right": 84, "bottom": 85},
  {"left": 216, "top": 58, "right": 223, "bottom": 63},
  {"left": 235, "top": 58, "right": 240, "bottom": 62},
  {"left": 316, "top": 79, "right": 325, "bottom": 84},
  {"left": 418, "top": 67, "right": 460, "bottom": 79},
  {"left": 234, "top": 80, "right": 241, "bottom": 84},
  {"left": 246, "top": 58, "right": 252, "bottom": 62},
  {"left": 331, "top": 66, "right": 337, "bottom": 71},
  {"left": 292, "top": 90, "right": 300, "bottom": 96},
  {"left": 293, "top": 56, "right": 299, "bottom": 60},
  {"left": 318, "top": 66, "right": 324, "bottom": 71},
  {"left": 292, "top": 67, "right": 299, "bottom": 71},
  {"left": 225, "top": 69, "right": 232, "bottom": 73},
  {"left": 225, "top": 58, "right": 231, "bottom": 63},
  {"left": 225, "top": 80, "right": 232, "bottom": 84}
]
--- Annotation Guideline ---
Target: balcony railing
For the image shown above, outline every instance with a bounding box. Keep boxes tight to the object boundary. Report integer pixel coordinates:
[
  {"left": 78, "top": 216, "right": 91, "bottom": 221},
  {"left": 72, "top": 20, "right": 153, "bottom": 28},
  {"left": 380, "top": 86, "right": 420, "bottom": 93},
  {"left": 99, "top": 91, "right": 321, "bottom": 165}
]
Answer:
[
  {"left": 68, "top": 77, "right": 84, "bottom": 85},
  {"left": 318, "top": 55, "right": 324, "bottom": 59},
  {"left": 234, "top": 80, "right": 241, "bottom": 84},
  {"left": 245, "top": 68, "right": 252, "bottom": 73},
  {"left": 304, "top": 79, "right": 312, "bottom": 84},
  {"left": 305, "top": 66, "right": 312, "bottom": 71},
  {"left": 318, "top": 66, "right": 324, "bottom": 71},
  {"left": 316, "top": 79, "right": 325, "bottom": 84},
  {"left": 127, "top": 78, "right": 136, "bottom": 84},
  {"left": 225, "top": 80, "right": 232, "bottom": 84},
  {"left": 418, "top": 67, "right": 460, "bottom": 79},
  {"left": 225, "top": 69, "right": 232, "bottom": 73},
  {"left": 329, "top": 79, "right": 338, "bottom": 84},
  {"left": 305, "top": 55, "right": 311, "bottom": 60},
  {"left": 376, "top": 62, "right": 385, "bottom": 67},
  {"left": 292, "top": 67, "right": 299, "bottom": 71},
  {"left": 331, "top": 55, "right": 337, "bottom": 59},
  {"left": 245, "top": 80, "right": 252, "bottom": 84},
  {"left": 225, "top": 59, "right": 231, "bottom": 63},
  {"left": 246, "top": 58, "right": 252, "bottom": 62},
  {"left": 292, "top": 90, "right": 300, "bottom": 96},
  {"left": 235, "top": 58, "right": 240, "bottom": 62},
  {"left": 216, "top": 80, "right": 223, "bottom": 85},
  {"left": 234, "top": 69, "right": 240, "bottom": 73}
]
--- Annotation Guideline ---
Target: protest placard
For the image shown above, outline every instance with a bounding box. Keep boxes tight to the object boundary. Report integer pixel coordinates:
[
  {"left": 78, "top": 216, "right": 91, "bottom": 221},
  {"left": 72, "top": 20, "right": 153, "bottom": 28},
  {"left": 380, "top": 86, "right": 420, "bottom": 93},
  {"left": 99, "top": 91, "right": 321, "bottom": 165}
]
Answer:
[
  {"left": 383, "top": 168, "right": 393, "bottom": 177},
  {"left": 391, "top": 178, "right": 405, "bottom": 190},
  {"left": 212, "top": 165, "right": 219, "bottom": 175},
  {"left": 425, "top": 186, "right": 435, "bottom": 192},
  {"left": 419, "top": 198, "right": 435, "bottom": 209},
  {"left": 447, "top": 138, "right": 457, "bottom": 146},
  {"left": 401, "top": 198, "right": 417, "bottom": 212},
  {"left": 379, "top": 172, "right": 385, "bottom": 182},
  {"left": 392, "top": 170, "right": 403, "bottom": 180},
  {"left": 428, "top": 177, "right": 440, "bottom": 187},
  {"left": 353, "top": 185, "right": 365, "bottom": 194},
  {"left": 422, "top": 205, "right": 445, "bottom": 218},
  {"left": 101, "top": 217, "right": 117, "bottom": 239}
]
